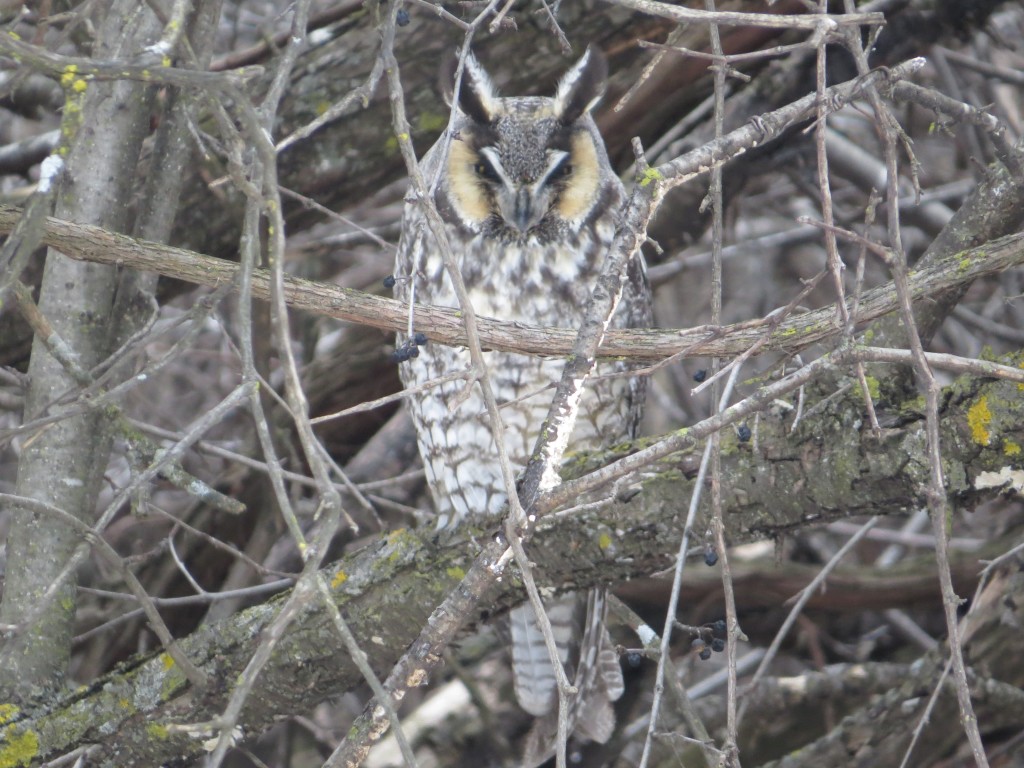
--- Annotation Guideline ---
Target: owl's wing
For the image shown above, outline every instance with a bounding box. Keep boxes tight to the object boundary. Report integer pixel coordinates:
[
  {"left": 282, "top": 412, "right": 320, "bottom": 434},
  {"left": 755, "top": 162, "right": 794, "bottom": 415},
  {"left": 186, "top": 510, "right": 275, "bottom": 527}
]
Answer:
[{"left": 392, "top": 135, "right": 451, "bottom": 307}]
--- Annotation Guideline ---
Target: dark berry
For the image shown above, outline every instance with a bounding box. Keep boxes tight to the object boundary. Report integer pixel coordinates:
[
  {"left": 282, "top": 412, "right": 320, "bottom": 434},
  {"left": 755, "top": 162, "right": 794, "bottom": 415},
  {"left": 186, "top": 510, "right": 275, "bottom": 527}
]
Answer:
[
  {"left": 690, "top": 637, "right": 705, "bottom": 652},
  {"left": 737, "top": 424, "right": 751, "bottom": 442},
  {"left": 413, "top": 332, "right": 428, "bottom": 346},
  {"left": 383, "top": 274, "right": 396, "bottom": 289},
  {"left": 693, "top": 369, "right": 707, "bottom": 382},
  {"left": 699, "top": 647, "right": 713, "bottom": 661},
  {"left": 407, "top": 345, "right": 419, "bottom": 358},
  {"left": 626, "top": 650, "right": 644, "bottom": 668},
  {"left": 711, "top": 619, "right": 727, "bottom": 637},
  {"left": 396, "top": 8, "right": 410, "bottom": 26},
  {"left": 704, "top": 548, "right": 718, "bottom": 567},
  {"left": 392, "top": 346, "right": 410, "bottom": 363},
  {"left": 711, "top": 638, "right": 726, "bottom": 653}
]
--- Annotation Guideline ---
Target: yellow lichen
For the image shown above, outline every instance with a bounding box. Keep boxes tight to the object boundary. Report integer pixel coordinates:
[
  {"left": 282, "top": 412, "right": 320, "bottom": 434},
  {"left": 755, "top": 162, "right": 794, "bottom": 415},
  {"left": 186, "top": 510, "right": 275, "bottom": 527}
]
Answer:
[
  {"left": 597, "top": 532, "right": 613, "bottom": 550},
  {"left": 639, "top": 167, "right": 662, "bottom": 187},
  {"left": 331, "top": 569, "right": 348, "bottom": 589},
  {"left": 446, "top": 566, "right": 466, "bottom": 580},
  {"left": 0, "top": 706, "right": 17, "bottom": 727},
  {"left": 160, "top": 652, "right": 175, "bottom": 671},
  {"left": 862, "top": 375, "right": 881, "bottom": 402},
  {"left": 967, "top": 396, "right": 992, "bottom": 446},
  {"left": 387, "top": 528, "right": 408, "bottom": 545},
  {"left": 1004, "top": 440, "right": 1021, "bottom": 457},
  {"left": 59, "top": 65, "right": 88, "bottom": 94},
  {"left": 0, "top": 725, "right": 39, "bottom": 768}
]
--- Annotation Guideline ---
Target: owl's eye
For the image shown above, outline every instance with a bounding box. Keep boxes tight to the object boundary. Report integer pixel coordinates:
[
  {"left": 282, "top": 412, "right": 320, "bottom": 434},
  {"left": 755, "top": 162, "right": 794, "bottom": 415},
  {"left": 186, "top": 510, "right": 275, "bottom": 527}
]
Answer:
[
  {"left": 550, "top": 160, "right": 573, "bottom": 180},
  {"left": 474, "top": 159, "right": 500, "bottom": 183},
  {"left": 544, "top": 151, "right": 573, "bottom": 184}
]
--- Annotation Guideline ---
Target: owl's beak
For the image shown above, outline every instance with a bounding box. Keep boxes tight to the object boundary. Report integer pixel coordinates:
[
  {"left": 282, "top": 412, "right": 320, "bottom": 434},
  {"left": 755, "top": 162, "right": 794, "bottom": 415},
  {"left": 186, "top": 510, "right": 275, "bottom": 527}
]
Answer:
[
  {"left": 506, "top": 186, "right": 545, "bottom": 233},
  {"left": 513, "top": 188, "right": 533, "bottom": 232}
]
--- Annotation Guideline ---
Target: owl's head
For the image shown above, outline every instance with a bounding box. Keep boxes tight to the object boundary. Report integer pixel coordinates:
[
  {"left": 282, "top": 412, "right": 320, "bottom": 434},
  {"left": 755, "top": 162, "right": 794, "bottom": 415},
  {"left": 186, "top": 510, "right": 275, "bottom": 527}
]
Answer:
[{"left": 441, "top": 47, "right": 616, "bottom": 242}]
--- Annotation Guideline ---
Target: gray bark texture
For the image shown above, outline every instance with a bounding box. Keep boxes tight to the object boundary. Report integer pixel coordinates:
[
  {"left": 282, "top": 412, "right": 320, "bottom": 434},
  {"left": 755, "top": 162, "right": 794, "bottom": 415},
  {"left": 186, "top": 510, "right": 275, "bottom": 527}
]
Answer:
[{"left": 0, "top": 0, "right": 161, "bottom": 702}]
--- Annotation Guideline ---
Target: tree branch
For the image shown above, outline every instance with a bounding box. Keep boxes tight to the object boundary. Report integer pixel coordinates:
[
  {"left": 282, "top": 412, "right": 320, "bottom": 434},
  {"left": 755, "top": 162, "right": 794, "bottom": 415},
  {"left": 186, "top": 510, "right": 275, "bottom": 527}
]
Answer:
[
  {"left": 2, "top": 206, "right": 1021, "bottom": 365},
  {"left": 1, "top": 365, "right": 1020, "bottom": 766}
]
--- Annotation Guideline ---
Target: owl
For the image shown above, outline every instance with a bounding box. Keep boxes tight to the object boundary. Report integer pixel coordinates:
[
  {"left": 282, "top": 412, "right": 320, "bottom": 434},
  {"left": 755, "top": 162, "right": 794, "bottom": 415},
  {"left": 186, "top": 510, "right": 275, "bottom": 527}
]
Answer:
[{"left": 394, "top": 47, "right": 650, "bottom": 762}]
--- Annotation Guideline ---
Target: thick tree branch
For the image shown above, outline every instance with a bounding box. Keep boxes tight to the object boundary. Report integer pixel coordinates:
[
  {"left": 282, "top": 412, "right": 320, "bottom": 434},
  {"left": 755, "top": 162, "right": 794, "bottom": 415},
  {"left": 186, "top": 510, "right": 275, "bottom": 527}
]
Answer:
[
  {"left": 1, "top": 366, "right": 1020, "bottom": 766},
  {"left": 2, "top": 206, "right": 1021, "bottom": 365}
]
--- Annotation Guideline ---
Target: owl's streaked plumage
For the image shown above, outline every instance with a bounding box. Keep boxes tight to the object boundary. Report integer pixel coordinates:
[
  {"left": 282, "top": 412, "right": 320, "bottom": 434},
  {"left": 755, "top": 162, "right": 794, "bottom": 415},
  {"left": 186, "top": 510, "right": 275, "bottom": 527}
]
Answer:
[{"left": 394, "top": 47, "right": 650, "bottom": 762}]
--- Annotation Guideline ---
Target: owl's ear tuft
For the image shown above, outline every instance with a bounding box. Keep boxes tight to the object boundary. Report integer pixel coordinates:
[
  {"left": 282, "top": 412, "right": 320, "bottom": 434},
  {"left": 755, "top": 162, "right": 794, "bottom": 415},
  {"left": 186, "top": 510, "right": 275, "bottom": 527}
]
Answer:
[
  {"left": 442, "top": 52, "right": 498, "bottom": 124},
  {"left": 554, "top": 46, "right": 608, "bottom": 125}
]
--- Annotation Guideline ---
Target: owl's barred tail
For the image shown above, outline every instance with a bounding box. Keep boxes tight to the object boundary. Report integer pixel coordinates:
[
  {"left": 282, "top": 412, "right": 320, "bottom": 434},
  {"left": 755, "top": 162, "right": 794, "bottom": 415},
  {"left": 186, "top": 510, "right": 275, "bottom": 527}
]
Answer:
[
  {"left": 510, "top": 598, "right": 577, "bottom": 717},
  {"left": 511, "top": 589, "right": 624, "bottom": 766}
]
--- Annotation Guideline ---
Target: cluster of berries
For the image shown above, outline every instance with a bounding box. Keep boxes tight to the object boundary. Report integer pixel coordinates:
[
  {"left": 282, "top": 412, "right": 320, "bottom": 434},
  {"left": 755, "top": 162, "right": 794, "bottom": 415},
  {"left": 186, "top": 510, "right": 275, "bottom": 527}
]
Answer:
[
  {"left": 393, "top": 332, "right": 428, "bottom": 362},
  {"left": 623, "top": 619, "right": 728, "bottom": 668},
  {"left": 384, "top": 275, "right": 428, "bottom": 362},
  {"left": 691, "top": 619, "right": 728, "bottom": 661}
]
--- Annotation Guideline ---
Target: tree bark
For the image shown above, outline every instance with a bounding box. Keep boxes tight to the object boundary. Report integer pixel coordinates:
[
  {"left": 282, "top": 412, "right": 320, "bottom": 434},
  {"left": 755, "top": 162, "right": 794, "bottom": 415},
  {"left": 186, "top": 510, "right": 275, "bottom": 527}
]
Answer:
[
  {"left": 0, "top": 2, "right": 162, "bottom": 703},
  {"left": 2, "top": 207, "right": 1022, "bottom": 366},
  {"left": 0, "top": 363, "right": 1020, "bottom": 765}
]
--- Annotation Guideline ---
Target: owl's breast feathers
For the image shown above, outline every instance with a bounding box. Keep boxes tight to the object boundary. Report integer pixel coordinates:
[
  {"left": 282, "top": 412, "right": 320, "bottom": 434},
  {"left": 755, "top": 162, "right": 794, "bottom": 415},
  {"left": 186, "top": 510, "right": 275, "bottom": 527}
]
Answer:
[{"left": 394, "top": 46, "right": 650, "bottom": 521}]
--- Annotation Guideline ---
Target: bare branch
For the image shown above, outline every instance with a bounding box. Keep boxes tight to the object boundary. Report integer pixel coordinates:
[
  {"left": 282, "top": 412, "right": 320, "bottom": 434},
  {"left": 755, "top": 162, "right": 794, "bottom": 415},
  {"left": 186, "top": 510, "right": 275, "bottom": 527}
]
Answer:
[{"left": 3, "top": 207, "right": 1020, "bottom": 365}]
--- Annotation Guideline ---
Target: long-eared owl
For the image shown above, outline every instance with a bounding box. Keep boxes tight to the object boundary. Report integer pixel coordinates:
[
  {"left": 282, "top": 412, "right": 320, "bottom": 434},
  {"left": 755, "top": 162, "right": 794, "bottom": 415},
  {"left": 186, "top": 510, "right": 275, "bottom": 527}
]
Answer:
[{"left": 394, "top": 47, "right": 650, "bottom": 761}]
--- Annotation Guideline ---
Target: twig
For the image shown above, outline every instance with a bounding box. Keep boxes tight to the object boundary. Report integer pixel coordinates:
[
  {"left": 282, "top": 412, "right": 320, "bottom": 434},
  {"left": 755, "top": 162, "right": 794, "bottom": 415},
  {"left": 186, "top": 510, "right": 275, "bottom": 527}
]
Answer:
[
  {"left": 699, "top": 6, "right": 740, "bottom": 766},
  {"left": 608, "top": 596, "right": 720, "bottom": 768},
  {"left": 603, "top": 0, "right": 885, "bottom": 30},
  {"left": 889, "top": 80, "right": 1022, "bottom": 176},
  {"left": 741, "top": 516, "right": 880, "bottom": 720},
  {"left": 638, "top": 364, "right": 742, "bottom": 768},
  {"left": 203, "top": 2, "right": 412, "bottom": 765},
  {"left": 0, "top": 493, "right": 209, "bottom": 687},
  {"left": 324, "top": 0, "right": 531, "bottom": 763},
  {"left": 838, "top": 13, "right": 990, "bottom": 766},
  {"left": 0, "top": 382, "right": 255, "bottom": 675}
]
